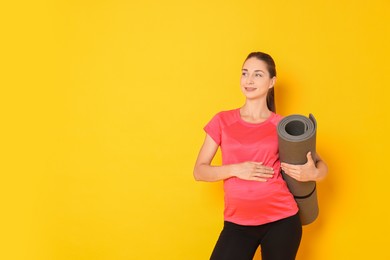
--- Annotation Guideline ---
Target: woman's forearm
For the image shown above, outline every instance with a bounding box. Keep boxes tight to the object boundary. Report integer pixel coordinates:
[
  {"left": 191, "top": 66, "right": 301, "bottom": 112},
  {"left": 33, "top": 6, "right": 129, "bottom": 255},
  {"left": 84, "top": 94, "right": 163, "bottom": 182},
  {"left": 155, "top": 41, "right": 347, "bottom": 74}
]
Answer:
[{"left": 193, "top": 163, "right": 234, "bottom": 182}]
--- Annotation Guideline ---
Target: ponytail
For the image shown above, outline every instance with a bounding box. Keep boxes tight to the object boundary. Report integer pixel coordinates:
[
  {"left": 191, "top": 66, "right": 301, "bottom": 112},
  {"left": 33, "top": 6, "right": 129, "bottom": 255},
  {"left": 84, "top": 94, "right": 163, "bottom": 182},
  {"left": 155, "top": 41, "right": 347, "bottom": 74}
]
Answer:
[{"left": 266, "top": 87, "right": 276, "bottom": 113}]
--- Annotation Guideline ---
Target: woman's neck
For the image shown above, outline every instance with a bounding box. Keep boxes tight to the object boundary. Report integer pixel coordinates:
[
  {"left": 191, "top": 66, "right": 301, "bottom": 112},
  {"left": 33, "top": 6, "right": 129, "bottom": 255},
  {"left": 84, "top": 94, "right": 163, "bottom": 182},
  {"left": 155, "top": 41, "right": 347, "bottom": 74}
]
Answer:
[{"left": 240, "top": 99, "right": 272, "bottom": 123}]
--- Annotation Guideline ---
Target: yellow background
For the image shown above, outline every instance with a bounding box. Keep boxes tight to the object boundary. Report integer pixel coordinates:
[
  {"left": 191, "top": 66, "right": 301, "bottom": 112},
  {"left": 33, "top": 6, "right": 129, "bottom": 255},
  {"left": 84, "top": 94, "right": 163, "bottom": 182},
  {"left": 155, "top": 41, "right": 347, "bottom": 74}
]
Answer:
[{"left": 1, "top": 0, "right": 389, "bottom": 259}]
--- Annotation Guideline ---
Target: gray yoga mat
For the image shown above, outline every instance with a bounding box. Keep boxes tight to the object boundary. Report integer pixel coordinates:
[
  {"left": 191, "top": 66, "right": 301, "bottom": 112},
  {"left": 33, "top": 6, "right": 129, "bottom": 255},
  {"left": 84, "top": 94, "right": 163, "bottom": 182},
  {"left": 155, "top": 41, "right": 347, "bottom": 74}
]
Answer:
[{"left": 277, "top": 114, "right": 319, "bottom": 225}]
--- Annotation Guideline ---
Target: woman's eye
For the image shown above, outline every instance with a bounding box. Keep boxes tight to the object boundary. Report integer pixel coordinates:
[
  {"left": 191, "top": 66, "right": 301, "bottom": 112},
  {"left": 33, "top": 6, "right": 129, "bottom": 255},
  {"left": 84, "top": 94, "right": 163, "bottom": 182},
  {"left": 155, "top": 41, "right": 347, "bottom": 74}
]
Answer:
[
  {"left": 255, "top": 74, "right": 262, "bottom": 77},
  {"left": 242, "top": 72, "right": 247, "bottom": 76}
]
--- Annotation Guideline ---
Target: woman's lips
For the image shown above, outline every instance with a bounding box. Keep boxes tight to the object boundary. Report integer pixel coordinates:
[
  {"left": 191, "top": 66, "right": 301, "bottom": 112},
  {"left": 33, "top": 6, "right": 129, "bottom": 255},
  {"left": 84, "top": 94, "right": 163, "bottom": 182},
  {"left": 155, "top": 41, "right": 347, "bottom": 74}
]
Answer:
[{"left": 245, "top": 87, "right": 257, "bottom": 91}]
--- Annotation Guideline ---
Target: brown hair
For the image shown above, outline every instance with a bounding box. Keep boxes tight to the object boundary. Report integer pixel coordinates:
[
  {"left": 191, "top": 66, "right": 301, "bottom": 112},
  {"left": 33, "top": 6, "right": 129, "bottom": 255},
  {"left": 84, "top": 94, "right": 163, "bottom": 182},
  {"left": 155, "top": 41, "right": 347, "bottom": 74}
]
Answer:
[{"left": 245, "top": 52, "right": 276, "bottom": 112}]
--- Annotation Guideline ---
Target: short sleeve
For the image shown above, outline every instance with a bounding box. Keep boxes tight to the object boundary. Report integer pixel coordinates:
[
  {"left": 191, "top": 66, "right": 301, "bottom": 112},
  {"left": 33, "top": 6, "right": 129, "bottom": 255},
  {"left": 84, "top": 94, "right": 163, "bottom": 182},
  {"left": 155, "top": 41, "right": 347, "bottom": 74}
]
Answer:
[{"left": 203, "top": 113, "right": 222, "bottom": 145}]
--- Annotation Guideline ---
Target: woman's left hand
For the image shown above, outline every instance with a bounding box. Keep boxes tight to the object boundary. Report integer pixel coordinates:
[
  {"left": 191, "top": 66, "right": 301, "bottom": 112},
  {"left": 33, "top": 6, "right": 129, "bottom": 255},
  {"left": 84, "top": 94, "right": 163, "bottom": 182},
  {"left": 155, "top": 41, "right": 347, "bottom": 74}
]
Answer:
[{"left": 280, "top": 152, "right": 319, "bottom": 182}]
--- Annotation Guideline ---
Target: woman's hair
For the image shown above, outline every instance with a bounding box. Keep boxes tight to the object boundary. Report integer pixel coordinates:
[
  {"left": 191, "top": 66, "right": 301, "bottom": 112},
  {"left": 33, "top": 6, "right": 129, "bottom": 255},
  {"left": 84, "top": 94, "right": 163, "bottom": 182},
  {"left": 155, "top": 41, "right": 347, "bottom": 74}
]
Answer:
[{"left": 245, "top": 52, "right": 277, "bottom": 112}]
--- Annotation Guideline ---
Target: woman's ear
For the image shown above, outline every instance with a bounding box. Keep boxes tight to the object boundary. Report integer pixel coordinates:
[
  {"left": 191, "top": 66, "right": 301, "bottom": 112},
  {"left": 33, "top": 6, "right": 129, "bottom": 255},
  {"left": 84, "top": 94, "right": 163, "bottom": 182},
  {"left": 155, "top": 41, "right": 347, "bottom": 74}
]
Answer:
[{"left": 269, "top": 76, "right": 276, "bottom": 89}]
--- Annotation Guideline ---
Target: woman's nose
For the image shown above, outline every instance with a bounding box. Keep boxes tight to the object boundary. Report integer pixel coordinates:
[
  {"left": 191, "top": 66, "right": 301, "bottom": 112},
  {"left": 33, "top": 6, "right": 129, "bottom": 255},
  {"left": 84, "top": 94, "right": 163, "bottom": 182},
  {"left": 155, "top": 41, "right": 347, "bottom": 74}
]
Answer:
[{"left": 246, "top": 75, "right": 254, "bottom": 84}]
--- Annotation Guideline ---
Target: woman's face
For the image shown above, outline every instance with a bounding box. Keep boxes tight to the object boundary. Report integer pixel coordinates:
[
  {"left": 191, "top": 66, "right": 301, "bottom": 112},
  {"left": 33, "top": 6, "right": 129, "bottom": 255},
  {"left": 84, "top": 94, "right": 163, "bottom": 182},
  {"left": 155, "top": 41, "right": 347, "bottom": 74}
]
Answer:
[{"left": 240, "top": 57, "right": 275, "bottom": 100}]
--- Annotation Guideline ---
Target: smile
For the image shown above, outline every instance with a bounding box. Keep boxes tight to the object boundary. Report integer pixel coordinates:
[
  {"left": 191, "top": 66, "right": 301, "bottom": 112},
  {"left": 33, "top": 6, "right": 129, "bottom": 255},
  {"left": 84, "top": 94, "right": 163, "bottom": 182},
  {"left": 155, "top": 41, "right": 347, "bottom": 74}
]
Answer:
[{"left": 245, "top": 87, "right": 257, "bottom": 92}]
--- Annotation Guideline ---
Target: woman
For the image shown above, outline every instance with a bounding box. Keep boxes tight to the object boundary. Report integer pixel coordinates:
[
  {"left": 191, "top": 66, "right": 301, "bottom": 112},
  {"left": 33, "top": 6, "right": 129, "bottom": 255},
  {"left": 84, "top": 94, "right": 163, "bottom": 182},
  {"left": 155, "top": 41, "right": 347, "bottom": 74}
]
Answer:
[{"left": 193, "top": 52, "right": 328, "bottom": 260}]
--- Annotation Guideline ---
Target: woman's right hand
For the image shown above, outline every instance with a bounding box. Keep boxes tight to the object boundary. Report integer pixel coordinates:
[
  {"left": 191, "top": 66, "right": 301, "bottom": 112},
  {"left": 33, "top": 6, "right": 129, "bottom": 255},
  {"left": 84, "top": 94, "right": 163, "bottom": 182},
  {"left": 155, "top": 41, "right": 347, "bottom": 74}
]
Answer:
[{"left": 231, "top": 162, "right": 274, "bottom": 182}]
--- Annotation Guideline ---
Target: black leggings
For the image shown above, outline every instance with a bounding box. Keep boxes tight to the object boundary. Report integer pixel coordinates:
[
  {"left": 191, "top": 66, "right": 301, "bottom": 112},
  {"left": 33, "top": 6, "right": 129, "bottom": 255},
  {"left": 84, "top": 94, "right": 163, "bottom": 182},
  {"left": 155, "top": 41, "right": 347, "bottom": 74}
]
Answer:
[{"left": 210, "top": 213, "right": 302, "bottom": 260}]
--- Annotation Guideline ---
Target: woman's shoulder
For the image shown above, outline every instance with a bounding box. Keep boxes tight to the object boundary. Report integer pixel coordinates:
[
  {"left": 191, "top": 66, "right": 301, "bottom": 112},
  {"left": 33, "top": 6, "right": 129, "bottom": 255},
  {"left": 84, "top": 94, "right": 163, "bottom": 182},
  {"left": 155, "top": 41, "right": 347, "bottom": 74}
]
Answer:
[
  {"left": 270, "top": 112, "right": 283, "bottom": 125},
  {"left": 216, "top": 108, "right": 239, "bottom": 117},
  {"left": 209, "top": 108, "right": 239, "bottom": 124}
]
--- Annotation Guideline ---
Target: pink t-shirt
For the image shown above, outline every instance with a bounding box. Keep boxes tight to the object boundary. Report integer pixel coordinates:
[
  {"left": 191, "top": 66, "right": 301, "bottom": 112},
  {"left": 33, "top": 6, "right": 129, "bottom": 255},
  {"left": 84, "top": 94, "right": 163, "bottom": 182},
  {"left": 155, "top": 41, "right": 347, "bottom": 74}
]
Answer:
[{"left": 204, "top": 108, "right": 298, "bottom": 225}]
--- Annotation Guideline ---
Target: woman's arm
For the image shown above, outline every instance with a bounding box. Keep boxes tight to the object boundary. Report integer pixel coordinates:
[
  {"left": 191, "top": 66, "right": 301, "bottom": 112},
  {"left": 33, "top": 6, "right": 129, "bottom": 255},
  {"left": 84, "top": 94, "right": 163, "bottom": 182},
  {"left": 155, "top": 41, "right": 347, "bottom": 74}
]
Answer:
[
  {"left": 193, "top": 134, "right": 274, "bottom": 182},
  {"left": 280, "top": 152, "right": 328, "bottom": 182}
]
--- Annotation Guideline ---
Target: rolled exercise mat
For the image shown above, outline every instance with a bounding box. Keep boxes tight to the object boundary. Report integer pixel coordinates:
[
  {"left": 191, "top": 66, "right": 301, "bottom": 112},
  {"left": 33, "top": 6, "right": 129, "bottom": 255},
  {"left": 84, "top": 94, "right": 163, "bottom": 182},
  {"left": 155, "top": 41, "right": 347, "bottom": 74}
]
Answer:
[{"left": 277, "top": 114, "right": 319, "bottom": 225}]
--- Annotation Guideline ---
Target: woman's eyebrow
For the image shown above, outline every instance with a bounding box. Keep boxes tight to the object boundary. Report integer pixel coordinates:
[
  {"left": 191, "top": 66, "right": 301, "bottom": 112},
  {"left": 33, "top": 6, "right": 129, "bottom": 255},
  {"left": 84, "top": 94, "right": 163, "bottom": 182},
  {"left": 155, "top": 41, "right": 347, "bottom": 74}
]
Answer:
[{"left": 242, "top": 69, "right": 265, "bottom": 73}]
